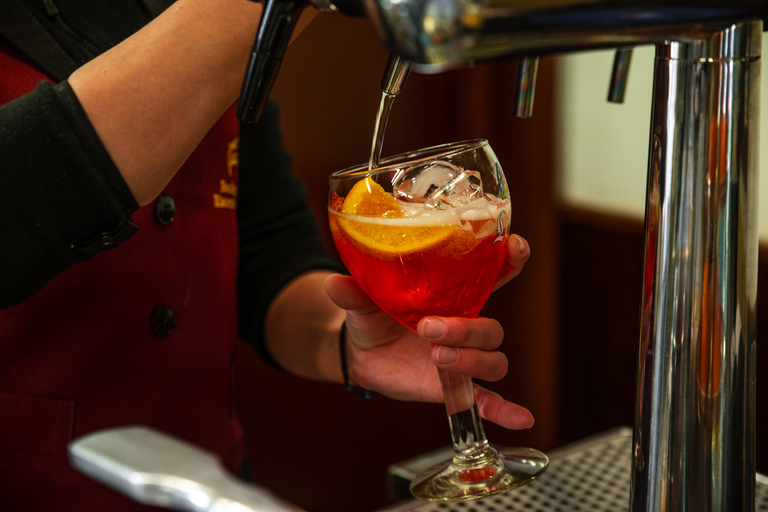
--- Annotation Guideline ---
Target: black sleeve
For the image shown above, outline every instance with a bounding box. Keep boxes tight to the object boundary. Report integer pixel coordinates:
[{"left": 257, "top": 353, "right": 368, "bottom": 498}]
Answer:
[
  {"left": 237, "top": 100, "right": 344, "bottom": 367},
  {"left": 0, "top": 81, "right": 139, "bottom": 309}
]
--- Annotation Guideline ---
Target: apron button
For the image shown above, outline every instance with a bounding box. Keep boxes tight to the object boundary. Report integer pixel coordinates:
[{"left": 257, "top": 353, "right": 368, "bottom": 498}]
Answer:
[
  {"left": 154, "top": 195, "right": 177, "bottom": 225},
  {"left": 150, "top": 305, "right": 177, "bottom": 336}
]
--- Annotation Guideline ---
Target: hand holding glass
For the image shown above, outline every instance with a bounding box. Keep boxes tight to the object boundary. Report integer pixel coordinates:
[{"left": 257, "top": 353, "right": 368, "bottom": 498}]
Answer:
[{"left": 328, "top": 139, "right": 548, "bottom": 502}]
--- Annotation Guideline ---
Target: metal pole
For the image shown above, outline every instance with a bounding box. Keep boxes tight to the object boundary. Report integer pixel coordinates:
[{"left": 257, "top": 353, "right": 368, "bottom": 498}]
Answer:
[{"left": 631, "top": 19, "right": 761, "bottom": 512}]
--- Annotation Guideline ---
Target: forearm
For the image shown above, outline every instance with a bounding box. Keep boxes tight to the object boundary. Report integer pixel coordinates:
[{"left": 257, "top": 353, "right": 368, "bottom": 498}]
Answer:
[
  {"left": 263, "top": 271, "right": 346, "bottom": 383},
  {"left": 69, "top": 0, "right": 314, "bottom": 207},
  {"left": 69, "top": 0, "right": 259, "bottom": 206}
]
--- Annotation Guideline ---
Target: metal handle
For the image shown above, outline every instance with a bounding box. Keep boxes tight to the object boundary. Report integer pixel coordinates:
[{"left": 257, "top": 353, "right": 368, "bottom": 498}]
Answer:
[
  {"left": 237, "top": 0, "right": 306, "bottom": 123},
  {"left": 69, "top": 426, "right": 304, "bottom": 512}
]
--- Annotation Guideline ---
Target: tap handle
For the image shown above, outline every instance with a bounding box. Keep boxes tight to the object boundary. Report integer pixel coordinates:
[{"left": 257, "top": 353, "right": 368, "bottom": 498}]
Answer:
[
  {"left": 69, "top": 426, "right": 304, "bottom": 511},
  {"left": 380, "top": 54, "right": 412, "bottom": 96},
  {"left": 513, "top": 56, "right": 539, "bottom": 118},
  {"left": 237, "top": 0, "right": 306, "bottom": 123},
  {"left": 607, "top": 48, "right": 633, "bottom": 104}
]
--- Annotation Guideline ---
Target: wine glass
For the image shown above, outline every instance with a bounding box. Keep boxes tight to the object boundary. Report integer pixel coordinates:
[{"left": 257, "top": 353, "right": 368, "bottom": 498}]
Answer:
[{"left": 328, "top": 139, "right": 549, "bottom": 502}]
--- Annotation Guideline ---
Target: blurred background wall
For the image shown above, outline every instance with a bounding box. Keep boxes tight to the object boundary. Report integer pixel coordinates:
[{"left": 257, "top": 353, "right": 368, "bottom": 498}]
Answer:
[{"left": 235, "top": 14, "right": 768, "bottom": 512}]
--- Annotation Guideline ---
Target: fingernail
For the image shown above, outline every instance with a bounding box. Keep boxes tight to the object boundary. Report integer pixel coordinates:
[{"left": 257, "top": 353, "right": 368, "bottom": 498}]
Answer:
[
  {"left": 435, "top": 346, "right": 458, "bottom": 364},
  {"left": 421, "top": 318, "right": 446, "bottom": 339},
  {"left": 514, "top": 234, "right": 527, "bottom": 253}
]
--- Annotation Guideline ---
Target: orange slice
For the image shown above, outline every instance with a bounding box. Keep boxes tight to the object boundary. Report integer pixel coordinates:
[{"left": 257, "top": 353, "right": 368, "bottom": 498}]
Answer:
[
  {"left": 341, "top": 177, "right": 404, "bottom": 217},
  {"left": 337, "top": 177, "right": 458, "bottom": 257}
]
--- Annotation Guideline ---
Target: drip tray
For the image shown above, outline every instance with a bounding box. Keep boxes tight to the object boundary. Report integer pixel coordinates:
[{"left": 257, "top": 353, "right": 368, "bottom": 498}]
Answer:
[{"left": 380, "top": 427, "right": 768, "bottom": 512}]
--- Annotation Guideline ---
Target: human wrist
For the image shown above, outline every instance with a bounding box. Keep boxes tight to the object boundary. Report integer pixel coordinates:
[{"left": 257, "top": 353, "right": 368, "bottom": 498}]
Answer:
[{"left": 338, "top": 321, "right": 374, "bottom": 399}]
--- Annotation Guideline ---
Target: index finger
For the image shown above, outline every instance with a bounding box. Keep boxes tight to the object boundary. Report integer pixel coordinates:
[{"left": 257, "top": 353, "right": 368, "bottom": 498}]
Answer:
[
  {"left": 494, "top": 234, "right": 530, "bottom": 291},
  {"left": 417, "top": 316, "right": 504, "bottom": 351}
]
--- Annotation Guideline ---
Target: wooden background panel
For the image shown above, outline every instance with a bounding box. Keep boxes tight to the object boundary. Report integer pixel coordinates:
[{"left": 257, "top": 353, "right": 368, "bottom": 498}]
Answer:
[{"left": 557, "top": 208, "right": 644, "bottom": 443}]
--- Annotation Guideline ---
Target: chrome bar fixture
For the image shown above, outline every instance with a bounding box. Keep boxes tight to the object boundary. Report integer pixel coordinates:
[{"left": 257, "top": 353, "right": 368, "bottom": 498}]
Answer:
[
  {"left": 237, "top": 0, "right": 768, "bottom": 124},
  {"left": 234, "top": 1, "right": 767, "bottom": 511},
  {"left": 632, "top": 20, "right": 761, "bottom": 512}
]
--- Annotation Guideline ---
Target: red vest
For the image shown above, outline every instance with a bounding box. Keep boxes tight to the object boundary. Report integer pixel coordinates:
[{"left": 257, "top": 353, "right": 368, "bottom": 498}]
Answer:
[{"left": 0, "top": 41, "right": 243, "bottom": 510}]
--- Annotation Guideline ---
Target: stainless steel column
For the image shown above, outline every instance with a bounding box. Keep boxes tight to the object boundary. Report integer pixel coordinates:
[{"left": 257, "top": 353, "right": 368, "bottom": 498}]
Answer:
[{"left": 631, "top": 20, "right": 762, "bottom": 512}]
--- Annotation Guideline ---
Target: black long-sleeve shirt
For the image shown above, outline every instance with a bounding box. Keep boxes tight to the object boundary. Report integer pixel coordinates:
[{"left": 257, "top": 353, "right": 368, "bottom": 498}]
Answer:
[{"left": 0, "top": 0, "right": 342, "bottom": 361}]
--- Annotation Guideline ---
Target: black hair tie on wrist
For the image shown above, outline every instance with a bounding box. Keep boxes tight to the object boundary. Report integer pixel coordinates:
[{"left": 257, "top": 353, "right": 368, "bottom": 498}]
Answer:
[{"left": 339, "top": 321, "right": 374, "bottom": 399}]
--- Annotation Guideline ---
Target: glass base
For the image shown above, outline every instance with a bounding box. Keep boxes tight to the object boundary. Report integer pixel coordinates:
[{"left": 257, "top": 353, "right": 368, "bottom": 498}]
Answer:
[{"left": 409, "top": 446, "right": 549, "bottom": 502}]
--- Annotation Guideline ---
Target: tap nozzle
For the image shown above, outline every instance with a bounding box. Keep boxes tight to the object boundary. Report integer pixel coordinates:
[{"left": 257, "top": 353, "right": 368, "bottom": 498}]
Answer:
[
  {"left": 607, "top": 48, "right": 633, "bottom": 104},
  {"left": 513, "top": 56, "right": 539, "bottom": 118},
  {"left": 380, "top": 54, "right": 412, "bottom": 96}
]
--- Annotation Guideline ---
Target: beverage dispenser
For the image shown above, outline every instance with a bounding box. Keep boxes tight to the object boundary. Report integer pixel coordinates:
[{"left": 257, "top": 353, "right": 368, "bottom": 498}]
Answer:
[{"left": 236, "top": 1, "right": 768, "bottom": 511}]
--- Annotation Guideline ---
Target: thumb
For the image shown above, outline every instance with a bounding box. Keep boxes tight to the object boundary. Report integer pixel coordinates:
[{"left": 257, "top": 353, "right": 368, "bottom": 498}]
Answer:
[{"left": 325, "top": 274, "right": 378, "bottom": 313}]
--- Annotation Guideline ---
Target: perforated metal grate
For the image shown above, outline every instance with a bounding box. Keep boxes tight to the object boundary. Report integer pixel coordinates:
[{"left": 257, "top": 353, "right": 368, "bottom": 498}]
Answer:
[{"left": 381, "top": 428, "right": 768, "bottom": 512}]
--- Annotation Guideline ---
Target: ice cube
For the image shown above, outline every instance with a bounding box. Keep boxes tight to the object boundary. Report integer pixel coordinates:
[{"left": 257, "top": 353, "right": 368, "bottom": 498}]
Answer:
[
  {"left": 392, "top": 161, "right": 461, "bottom": 202},
  {"left": 425, "top": 170, "right": 483, "bottom": 209}
]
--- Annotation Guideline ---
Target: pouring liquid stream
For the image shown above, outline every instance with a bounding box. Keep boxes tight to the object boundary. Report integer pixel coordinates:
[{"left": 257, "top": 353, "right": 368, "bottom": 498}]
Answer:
[
  {"left": 369, "top": 93, "right": 397, "bottom": 170},
  {"left": 369, "top": 55, "right": 412, "bottom": 170}
]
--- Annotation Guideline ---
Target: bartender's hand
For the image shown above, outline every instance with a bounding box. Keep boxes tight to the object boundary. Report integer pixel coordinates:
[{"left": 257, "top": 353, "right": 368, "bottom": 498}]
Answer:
[{"left": 325, "top": 233, "right": 533, "bottom": 430}]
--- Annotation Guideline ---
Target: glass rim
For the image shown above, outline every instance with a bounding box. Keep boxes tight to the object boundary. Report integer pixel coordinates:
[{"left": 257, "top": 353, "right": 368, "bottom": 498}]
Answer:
[{"left": 329, "top": 139, "right": 489, "bottom": 181}]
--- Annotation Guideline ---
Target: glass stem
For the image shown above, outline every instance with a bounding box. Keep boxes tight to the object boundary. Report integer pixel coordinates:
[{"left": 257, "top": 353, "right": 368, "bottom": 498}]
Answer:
[{"left": 437, "top": 368, "right": 494, "bottom": 465}]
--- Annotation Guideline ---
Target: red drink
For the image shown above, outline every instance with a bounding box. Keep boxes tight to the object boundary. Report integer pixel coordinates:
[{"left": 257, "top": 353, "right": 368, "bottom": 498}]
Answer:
[{"left": 329, "top": 197, "right": 509, "bottom": 330}]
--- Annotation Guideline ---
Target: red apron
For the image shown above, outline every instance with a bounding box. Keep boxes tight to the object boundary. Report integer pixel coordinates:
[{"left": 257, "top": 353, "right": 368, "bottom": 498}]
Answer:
[{"left": 0, "top": 41, "right": 244, "bottom": 511}]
